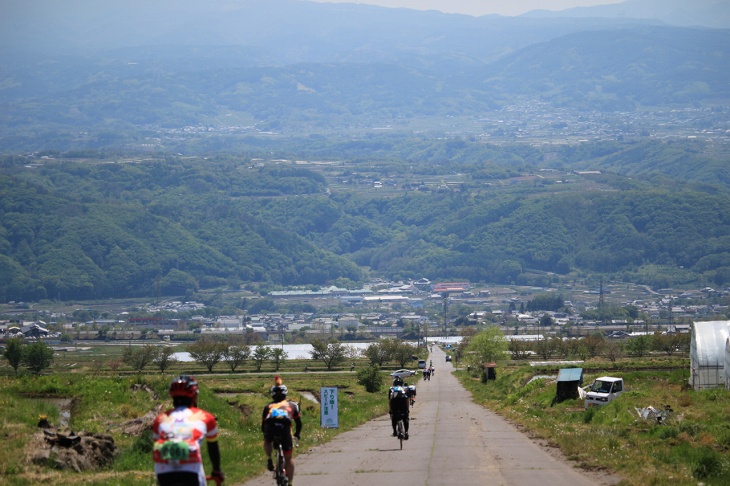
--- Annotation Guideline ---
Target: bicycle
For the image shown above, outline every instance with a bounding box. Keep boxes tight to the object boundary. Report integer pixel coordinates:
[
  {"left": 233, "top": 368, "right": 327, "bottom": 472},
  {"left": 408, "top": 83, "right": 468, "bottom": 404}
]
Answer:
[
  {"left": 395, "top": 417, "right": 405, "bottom": 450},
  {"left": 272, "top": 435, "right": 288, "bottom": 486}
]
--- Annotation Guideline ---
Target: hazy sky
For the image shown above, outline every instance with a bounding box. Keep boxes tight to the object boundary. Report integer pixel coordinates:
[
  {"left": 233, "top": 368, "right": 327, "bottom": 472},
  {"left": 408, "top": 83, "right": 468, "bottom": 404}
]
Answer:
[{"left": 310, "top": 0, "right": 625, "bottom": 17}]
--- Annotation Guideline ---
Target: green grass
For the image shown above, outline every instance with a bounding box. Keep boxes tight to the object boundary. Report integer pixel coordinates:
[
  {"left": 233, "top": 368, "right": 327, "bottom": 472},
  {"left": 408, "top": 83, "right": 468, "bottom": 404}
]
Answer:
[
  {"left": 456, "top": 358, "right": 730, "bottom": 486},
  {"left": 0, "top": 369, "right": 387, "bottom": 485}
]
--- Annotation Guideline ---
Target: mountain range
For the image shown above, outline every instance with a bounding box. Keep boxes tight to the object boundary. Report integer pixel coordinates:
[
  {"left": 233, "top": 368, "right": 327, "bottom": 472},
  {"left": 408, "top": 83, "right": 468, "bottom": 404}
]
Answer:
[{"left": 1, "top": 0, "right": 729, "bottom": 151}]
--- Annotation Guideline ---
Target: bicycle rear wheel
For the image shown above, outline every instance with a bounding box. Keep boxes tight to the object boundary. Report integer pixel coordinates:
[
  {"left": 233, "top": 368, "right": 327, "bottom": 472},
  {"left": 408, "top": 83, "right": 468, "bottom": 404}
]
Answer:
[
  {"left": 397, "top": 419, "right": 404, "bottom": 450},
  {"left": 276, "top": 445, "right": 288, "bottom": 486}
]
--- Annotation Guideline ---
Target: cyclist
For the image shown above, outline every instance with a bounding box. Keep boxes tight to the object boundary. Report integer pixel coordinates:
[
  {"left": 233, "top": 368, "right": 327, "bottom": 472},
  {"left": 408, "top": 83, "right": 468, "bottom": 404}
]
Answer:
[
  {"left": 406, "top": 381, "right": 417, "bottom": 407},
  {"left": 152, "top": 375, "right": 224, "bottom": 486},
  {"left": 388, "top": 377, "right": 410, "bottom": 440},
  {"left": 262, "top": 375, "right": 302, "bottom": 486}
]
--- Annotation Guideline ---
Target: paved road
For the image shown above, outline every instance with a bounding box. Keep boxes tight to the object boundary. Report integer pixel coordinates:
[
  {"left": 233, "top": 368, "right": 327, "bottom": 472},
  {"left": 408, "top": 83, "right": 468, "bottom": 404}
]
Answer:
[{"left": 239, "top": 347, "right": 615, "bottom": 486}]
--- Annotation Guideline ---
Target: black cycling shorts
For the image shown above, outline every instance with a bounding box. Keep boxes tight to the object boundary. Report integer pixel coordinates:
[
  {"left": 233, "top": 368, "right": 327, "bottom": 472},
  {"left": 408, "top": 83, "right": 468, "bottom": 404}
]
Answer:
[
  {"left": 157, "top": 471, "right": 199, "bottom": 486},
  {"left": 263, "top": 420, "right": 294, "bottom": 453}
]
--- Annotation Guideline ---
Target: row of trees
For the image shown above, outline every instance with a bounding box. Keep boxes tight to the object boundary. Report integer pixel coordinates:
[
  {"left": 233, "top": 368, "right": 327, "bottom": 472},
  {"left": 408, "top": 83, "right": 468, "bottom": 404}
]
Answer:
[
  {"left": 452, "top": 326, "right": 692, "bottom": 368},
  {"left": 1, "top": 338, "right": 54, "bottom": 374}
]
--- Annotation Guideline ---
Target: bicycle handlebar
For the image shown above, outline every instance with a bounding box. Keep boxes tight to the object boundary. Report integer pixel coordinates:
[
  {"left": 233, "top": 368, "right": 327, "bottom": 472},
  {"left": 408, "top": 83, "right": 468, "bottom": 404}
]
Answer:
[{"left": 206, "top": 475, "right": 224, "bottom": 485}]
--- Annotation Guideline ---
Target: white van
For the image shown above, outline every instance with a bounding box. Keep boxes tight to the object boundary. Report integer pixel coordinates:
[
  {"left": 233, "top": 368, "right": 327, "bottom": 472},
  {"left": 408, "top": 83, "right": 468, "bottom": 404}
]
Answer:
[
  {"left": 417, "top": 359, "right": 427, "bottom": 369},
  {"left": 584, "top": 376, "right": 624, "bottom": 409}
]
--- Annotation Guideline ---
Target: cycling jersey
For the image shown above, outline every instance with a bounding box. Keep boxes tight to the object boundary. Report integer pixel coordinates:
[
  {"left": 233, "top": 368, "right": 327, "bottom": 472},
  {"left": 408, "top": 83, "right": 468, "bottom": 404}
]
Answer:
[
  {"left": 152, "top": 406, "right": 219, "bottom": 485},
  {"left": 262, "top": 400, "right": 302, "bottom": 453},
  {"left": 389, "top": 386, "right": 410, "bottom": 414}
]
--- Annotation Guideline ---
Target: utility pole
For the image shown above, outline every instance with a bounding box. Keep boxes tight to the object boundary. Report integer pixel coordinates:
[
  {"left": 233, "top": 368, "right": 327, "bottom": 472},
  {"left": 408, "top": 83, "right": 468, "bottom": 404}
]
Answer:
[{"left": 442, "top": 292, "right": 448, "bottom": 339}]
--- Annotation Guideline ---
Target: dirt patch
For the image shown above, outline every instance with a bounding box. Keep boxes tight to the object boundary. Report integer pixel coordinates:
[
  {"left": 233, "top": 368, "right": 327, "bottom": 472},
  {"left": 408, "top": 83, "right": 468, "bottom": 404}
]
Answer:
[
  {"left": 131, "top": 383, "right": 158, "bottom": 400},
  {"left": 117, "top": 405, "right": 164, "bottom": 436},
  {"left": 28, "top": 427, "right": 118, "bottom": 472}
]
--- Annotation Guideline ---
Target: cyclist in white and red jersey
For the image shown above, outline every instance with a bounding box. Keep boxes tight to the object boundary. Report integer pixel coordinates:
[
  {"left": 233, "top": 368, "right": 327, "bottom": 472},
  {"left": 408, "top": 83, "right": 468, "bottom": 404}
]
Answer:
[{"left": 152, "top": 375, "right": 224, "bottom": 486}]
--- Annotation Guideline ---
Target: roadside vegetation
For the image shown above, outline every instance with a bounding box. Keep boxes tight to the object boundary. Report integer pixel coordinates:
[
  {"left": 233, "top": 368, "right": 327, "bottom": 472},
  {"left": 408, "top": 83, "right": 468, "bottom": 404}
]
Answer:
[
  {"left": 0, "top": 337, "right": 425, "bottom": 485},
  {"left": 456, "top": 357, "right": 730, "bottom": 486},
  {"left": 2, "top": 333, "right": 728, "bottom": 485},
  {"left": 0, "top": 366, "right": 387, "bottom": 486}
]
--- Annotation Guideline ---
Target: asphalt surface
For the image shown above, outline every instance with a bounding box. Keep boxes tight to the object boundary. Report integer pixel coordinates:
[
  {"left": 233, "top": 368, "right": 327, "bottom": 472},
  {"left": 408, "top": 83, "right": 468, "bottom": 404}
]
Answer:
[{"left": 238, "top": 346, "right": 617, "bottom": 486}]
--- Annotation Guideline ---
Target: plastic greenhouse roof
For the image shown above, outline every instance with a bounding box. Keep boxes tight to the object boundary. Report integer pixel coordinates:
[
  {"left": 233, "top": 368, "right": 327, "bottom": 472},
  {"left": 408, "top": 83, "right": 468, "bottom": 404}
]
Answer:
[{"left": 691, "top": 321, "right": 730, "bottom": 365}]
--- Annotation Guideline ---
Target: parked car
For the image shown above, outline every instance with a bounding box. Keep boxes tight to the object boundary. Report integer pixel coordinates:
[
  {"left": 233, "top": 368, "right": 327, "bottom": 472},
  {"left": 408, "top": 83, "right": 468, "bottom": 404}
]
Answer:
[
  {"left": 445, "top": 355, "right": 452, "bottom": 362},
  {"left": 584, "top": 376, "right": 624, "bottom": 409},
  {"left": 417, "top": 359, "right": 427, "bottom": 369},
  {"left": 390, "top": 369, "right": 417, "bottom": 379}
]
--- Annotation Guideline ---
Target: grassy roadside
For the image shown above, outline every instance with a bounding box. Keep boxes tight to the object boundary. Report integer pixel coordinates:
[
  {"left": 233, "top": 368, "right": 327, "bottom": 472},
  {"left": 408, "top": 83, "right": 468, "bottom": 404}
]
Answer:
[
  {"left": 0, "top": 369, "right": 388, "bottom": 486},
  {"left": 454, "top": 357, "right": 730, "bottom": 486}
]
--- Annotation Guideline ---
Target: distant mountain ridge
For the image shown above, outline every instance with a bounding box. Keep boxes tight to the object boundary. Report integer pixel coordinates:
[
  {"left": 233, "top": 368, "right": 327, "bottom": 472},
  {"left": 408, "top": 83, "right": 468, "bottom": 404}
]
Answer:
[
  {"left": 525, "top": 0, "right": 730, "bottom": 29},
  {"left": 1, "top": 0, "right": 729, "bottom": 150}
]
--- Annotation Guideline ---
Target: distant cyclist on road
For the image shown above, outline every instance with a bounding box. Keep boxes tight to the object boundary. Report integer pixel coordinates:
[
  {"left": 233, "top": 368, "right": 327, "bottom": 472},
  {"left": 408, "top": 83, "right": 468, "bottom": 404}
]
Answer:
[
  {"left": 262, "top": 375, "right": 302, "bottom": 486},
  {"left": 152, "top": 375, "right": 224, "bottom": 486},
  {"left": 388, "top": 377, "right": 410, "bottom": 439},
  {"left": 405, "top": 381, "right": 416, "bottom": 407}
]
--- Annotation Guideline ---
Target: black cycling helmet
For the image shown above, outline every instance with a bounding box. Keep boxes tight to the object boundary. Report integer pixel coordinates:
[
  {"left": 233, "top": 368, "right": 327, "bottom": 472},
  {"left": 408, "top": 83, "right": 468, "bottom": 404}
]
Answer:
[
  {"left": 270, "top": 375, "right": 288, "bottom": 399},
  {"left": 393, "top": 377, "right": 403, "bottom": 386}
]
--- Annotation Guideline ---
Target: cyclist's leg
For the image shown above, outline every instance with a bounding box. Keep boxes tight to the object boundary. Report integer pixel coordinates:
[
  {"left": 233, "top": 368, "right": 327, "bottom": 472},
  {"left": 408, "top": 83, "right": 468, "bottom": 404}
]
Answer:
[
  {"left": 390, "top": 413, "right": 398, "bottom": 436},
  {"left": 281, "top": 433, "right": 295, "bottom": 483},
  {"left": 263, "top": 437, "right": 274, "bottom": 470},
  {"left": 284, "top": 450, "right": 295, "bottom": 483}
]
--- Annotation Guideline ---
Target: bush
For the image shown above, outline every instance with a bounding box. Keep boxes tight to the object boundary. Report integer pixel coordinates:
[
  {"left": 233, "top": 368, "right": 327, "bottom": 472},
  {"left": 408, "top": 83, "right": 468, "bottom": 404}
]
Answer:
[{"left": 356, "top": 365, "right": 384, "bottom": 393}]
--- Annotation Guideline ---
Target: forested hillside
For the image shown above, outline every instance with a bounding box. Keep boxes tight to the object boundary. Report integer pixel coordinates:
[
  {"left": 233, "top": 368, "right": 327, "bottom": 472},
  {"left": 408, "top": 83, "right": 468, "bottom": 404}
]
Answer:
[{"left": 2, "top": 137, "right": 730, "bottom": 301}]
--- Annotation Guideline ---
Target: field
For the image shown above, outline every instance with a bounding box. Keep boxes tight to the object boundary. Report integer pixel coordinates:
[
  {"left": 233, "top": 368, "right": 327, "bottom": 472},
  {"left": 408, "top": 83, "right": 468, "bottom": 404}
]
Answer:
[
  {"left": 2, "top": 346, "right": 729, "bottom": 485},
  {"left": 0, "top": 353, "right": 388, "bottom": 486}
]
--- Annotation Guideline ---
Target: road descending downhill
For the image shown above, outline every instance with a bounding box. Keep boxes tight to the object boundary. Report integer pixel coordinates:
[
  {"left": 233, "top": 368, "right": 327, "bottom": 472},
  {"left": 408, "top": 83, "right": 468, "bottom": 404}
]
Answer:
[{"left": 238, "top": 346, "right": 618, "bottom": 486}]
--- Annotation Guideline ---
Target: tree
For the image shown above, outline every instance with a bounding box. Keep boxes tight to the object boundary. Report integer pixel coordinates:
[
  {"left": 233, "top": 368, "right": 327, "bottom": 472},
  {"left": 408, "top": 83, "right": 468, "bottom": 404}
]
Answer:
[
  {"left": 364, "top": 340, "right": 390, "bottom": 366},
  {"left": 389, "top": 340, "right": 418, "bottom": 367},
  {"left": 252, "top": 345, "right": 272, "bottom": 371},
  {"left": 310, "top": 339, "right": 347, "bottom": 370},
  {"left": 22, "top": 341, "right": 54, "bottom": 375},
  {"left": 271, "top": 348, "right": 288, "bottom": 371},
  {"left": 603, "top": 340, "right": 624, "bottom": 362},
  {"left": 122, "top": 344, "right": 158, "bottom": 372},
  {"left": 653, "top": 332, "right": 688, "bottom": 356},
  {"left": 539, "top": 314, "right": 554, "bottom": 327},
  {"left": 508, "top": 339, "right": 531, "bottom": 360},
  {"left": 535, "top": 337, "right": 558, "bottom": 360},
  {"left": 581, "top": 335, "right": 604, "bottom": 358},
  {"left": 152, "top": 346, "right": 178, "bottom": 373},
  {"left": 223, "top": 339, "right": 250, "bottom": 372},
  {"left": 3, "top": 337, "right": 24, "bottom": 373},
  {"left": 187, "top": 337, "right": 226, "bottom": 372},
  {"left": 464, "top": 326, "right": 508, "bottom": 366},
  {"left": 626, "top": 334, "right": 653, "bottom": 357}
]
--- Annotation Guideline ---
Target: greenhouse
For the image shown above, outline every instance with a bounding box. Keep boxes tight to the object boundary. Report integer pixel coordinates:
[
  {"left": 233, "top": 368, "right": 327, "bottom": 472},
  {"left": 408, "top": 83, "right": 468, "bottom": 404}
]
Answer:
[{"left": 689, "top": 320, "right": 730, "bottom": 390}]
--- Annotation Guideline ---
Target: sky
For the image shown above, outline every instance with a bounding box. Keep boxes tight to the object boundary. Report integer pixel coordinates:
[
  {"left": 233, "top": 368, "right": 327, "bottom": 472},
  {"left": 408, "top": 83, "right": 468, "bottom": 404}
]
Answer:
[{"left": 309, "top": 0, "right": 625, "bottom": 17}]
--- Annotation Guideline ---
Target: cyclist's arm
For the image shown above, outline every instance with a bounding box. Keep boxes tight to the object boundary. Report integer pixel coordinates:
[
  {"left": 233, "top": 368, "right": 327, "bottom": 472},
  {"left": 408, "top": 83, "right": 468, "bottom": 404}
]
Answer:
[
  {"left": 261, "top": 405, "right": 270, "bottom": 433},
  {"left": 207, "top": 440, "right": 222, "bottom": 474},
  {"left": 293, "top": 417, "right": 302, "bottom": 439}
]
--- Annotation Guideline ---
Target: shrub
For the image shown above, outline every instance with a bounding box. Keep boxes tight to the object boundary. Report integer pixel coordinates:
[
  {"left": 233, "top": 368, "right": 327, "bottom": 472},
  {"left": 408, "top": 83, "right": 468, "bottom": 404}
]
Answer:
[{"left": 356, "top": 365, "right": 384, "bottom": 393}]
